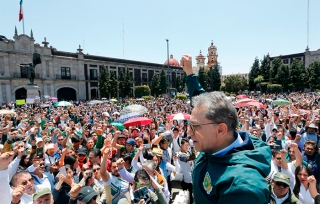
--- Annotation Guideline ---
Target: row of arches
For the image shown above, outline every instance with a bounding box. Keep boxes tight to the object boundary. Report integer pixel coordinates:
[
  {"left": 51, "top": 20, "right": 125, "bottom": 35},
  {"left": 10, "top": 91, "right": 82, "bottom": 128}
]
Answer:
[{"left": 15, "top": 87, "right": 77, "bottom": 101}]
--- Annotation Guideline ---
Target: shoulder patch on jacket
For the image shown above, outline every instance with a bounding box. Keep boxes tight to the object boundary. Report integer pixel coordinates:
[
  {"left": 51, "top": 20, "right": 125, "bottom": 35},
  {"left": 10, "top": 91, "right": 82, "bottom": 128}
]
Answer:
[{"left": 203, "top": 172, "right": 213, "bottom": 194}]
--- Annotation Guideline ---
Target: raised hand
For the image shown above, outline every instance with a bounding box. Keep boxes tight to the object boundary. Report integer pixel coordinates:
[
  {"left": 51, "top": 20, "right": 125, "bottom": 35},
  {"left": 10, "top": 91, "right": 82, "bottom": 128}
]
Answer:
[
  {"left": 70, "top": 184, "right": 82, "bottom": 199},
  {"left": 12, "top": 185, "right": 25, "bottom": 203},
  {"left": 0, "top": 151, "right": 15, "bottom": 170}
]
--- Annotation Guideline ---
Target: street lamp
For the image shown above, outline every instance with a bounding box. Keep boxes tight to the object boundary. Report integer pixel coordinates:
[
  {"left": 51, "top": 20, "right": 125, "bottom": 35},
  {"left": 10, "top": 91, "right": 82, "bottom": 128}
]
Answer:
[{"left": 166, "top": 39, "right": 170, "bottom": 98}]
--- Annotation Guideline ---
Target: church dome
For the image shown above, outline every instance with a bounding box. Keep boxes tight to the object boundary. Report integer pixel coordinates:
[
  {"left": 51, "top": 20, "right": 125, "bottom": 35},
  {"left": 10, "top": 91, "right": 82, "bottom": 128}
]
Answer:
[
  {"left": 208, "top": 41, "right": 217, "bottom": 50},
  {"left": 164, "top": 54, "right": 180, "bottom": 66}
]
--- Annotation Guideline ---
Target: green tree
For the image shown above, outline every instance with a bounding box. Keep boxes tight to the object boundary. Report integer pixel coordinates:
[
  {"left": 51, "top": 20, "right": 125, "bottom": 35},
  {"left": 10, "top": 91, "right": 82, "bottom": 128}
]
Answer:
[
  {"left": 212, "top": 66, "right": 221, "bottom": 91},
  {"left": 98, "top": 65, "right": 109, "bottom": 98},
  {"left": 260, "top": 55, "right": 270, "bottom": 82},
  {"left": 254, "top": 75, "right": 264, "bottom": 92},
  {"left": 118, "top": 68, "right": 125, "bottom": 97},
  {"left": 224, "top": 75, "right": 246, "bottom": 93},
  {"left": 159, "top": 69, "right": 168, "bottom": 94},
  {"left": 135, "top": 85, "right": 151, "bottom": 98},
  {"left": 198, "top": 66, "right": 210, "bottom": 91},
  {"left": 150, "top": 74, "right": 160, "bottom": 97},
  {"left": 276, "top": 64, "right": 290, "bottom": 92},
  {"left": 248, "top": 57, "right": 260, "bottom": 91},
  {"left": 177, "top": 72, "right": 186, "bottom": 92},
  {"left": 123, "top": 68, "right": 132, "bottom": 97},
  {"left": 269, "top": 58, "right": 282, "bottom": 84},
  {"left": 306, "top": 61, "right": 320, "bottom": 90},
  {"left": 109, "top": 71, "right": 119, "bottom": 98},
  {"left": 289, "top": 59, "right": 305, "bottom": 91}
]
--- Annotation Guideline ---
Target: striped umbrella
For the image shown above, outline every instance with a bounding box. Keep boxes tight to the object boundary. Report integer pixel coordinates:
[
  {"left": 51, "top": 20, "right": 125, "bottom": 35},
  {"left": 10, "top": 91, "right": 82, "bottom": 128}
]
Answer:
[{"left": 115, "top": 112, "right": 142, "bottom": 123}]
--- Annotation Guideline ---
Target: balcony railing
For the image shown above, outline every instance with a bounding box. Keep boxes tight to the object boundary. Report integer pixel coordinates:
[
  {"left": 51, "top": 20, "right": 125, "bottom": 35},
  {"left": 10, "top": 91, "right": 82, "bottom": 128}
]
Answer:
[
  {"left": 56, "top": 74, "right": 76, "bottom": 80},
  {"left": 13, "top": 72, "right": 40, "bottom": 79}
]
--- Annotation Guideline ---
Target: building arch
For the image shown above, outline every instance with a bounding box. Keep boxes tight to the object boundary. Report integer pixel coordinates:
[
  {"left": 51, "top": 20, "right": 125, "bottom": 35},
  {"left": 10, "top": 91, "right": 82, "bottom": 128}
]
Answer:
[
  {"left": 57, "top": 87, "right": 77, "bottom": 101},
  {"left": 15, "top": 87, "right": 27, "bottom": 100}
]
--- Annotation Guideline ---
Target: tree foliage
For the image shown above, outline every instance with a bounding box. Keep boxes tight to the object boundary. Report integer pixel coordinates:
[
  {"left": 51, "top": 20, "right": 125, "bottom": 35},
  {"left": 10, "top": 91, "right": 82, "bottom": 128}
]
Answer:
[
  {"left": 224, "top": 75, "right": 248, "bottom": 93},
  {"left": 267, "top": 84, "right": 282, "bottom": 93},
  {"left": 306, "top": 61, "right": 320, "bottom": 90},
  {"left": 198, "top": 66, "right": 210, "bottom": 91},
  {"left": 123, "top": 68, "right": 132, "bottom": 97},
  {"left": 159, "top": 69, "right": 168, "bottom": 94},
  {"left": 118, "top": 68, "right": 125, "bottom": 97},
  {"left": 150, "top": 74, "right": 160, "bottom": 97},
  {"left": 135, "top": 85, "right": 151, "bottom": 97},
  {"left": 177, "top": 72, "right": 186, "bottom": 92},
  {"left": 109, "top": 71, "right": 119, "bottom": 98},
  {"left": 209, "top": 65, "right": 221, "bottom": 91},
  {"left": 260, "top": 56, "right": 270, "bottom": 82},
  {"left": 289, "top": 59, "right": 305, "bottom": 91},
  {"left": 248, "top": 57, "right": 260, "bottom": 91},
  {"left": 276, "top": 64, "right": 290, "bottom": 92},
  {"left": 270, "top": 58, "right": 282, "bottom": 84},
  {"left": 98, "top": 65, "right": 110, "bottom": 98}
]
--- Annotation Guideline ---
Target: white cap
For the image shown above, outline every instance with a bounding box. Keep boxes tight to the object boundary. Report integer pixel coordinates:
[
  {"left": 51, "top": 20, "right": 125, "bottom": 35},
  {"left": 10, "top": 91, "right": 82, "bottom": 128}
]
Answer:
[
  {"left": 36, "top": 137, "right": 43, "bottom": 144},
  {"left": 45, "top": 143, "right": 54, "bottom": 152}
]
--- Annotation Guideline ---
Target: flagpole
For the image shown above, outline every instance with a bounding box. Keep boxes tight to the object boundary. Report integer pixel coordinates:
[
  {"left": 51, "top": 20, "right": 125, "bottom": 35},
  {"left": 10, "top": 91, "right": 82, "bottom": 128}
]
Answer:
[{"left": 22, "top": 16, "right": 25, "bottom": 34}]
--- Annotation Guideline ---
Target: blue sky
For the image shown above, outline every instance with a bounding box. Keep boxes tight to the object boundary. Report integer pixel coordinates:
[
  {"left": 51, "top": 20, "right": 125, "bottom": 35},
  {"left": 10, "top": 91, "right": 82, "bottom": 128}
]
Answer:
[{"left": 1, "top": 0, "right": 319, "bottom": 74}]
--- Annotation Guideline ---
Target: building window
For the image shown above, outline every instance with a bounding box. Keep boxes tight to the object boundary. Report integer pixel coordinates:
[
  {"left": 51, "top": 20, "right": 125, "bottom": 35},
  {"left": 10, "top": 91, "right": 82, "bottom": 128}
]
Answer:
[
  {"left": 142, "top": 73, "right": 147, "bottom": 82},
  {"left": 90, "top": 64, "right": 97, "bottom": 67},
  {"left": 283, "top": 59, "right": 289, "bottom": 64},
  {"left": 90, "top": 69, "right": 98, "bottom": 80},
  {"left": 21, "top": 66, "right": 28, "bottom": 78},
  {"left": 61, "top": 67, "right": 71, "bottom": 79}
]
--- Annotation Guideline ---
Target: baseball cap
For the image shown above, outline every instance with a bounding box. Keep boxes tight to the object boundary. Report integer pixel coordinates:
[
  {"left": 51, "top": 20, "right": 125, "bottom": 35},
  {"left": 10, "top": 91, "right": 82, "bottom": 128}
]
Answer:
[
  {"left": 36, "top": 137, "right": 43, "bottom": 144},
  {"left": 273, "top": 172, "right": 290, "bottom": 186},
  {"left": 152, "top": 148, "right": 163, "bottom": 157},
  {"left": 126, "top": 138, "right": 136, "bottom": 146},
  {"left": 76, "top": 147, "right": 87, "bottom": 155},
  {"left": 78, "top": 186, "right": 97, "bottom": 202},
  {"left": 118, "top": 134, "right": 126, "bottom": 138},
  {"left": 33, "top": 188, "right": 51, "bottom": 200}
]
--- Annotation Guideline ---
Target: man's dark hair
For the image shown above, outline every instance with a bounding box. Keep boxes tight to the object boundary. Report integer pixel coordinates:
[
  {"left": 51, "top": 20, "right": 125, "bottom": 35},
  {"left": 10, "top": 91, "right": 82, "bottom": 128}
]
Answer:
[
  {"left": 180, "top": 138, "right": 189, "bottom": 145},
  {"left": 123, "top": 154, "right": 133, "bottom": 164},
  {"left": 289, "top": 128, "right": 297, "bottom": 139},
  {"left": 10, "top": 171, "right": 31, "bottom": 187},
  {"left": 134, "top": 169, "right": 150, "bottom": 182},
  {"left": 172, "top": 128, "right": 179, "bottom": 132},
  {"left": 271, "top": 149, "right": 280, "bottom": 157},
  {"left": 71, "top": 136, "right": 81, "bottom": 143},
  {"left": 90, "top": 149, "right": 101, "bottom": 158}
]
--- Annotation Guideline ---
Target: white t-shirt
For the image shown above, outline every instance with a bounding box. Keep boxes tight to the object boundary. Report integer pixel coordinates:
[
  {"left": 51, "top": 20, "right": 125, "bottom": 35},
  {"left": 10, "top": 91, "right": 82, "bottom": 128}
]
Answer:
[{"left": 298, "top": 185, "right": 314, "bottom": 204}]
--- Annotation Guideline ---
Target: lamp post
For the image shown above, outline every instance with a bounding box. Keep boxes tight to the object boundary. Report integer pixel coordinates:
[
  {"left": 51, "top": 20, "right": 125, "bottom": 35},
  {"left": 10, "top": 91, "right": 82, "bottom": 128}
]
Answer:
[{"left": 166, "top": 39, "right": 170, "bottom": 98}]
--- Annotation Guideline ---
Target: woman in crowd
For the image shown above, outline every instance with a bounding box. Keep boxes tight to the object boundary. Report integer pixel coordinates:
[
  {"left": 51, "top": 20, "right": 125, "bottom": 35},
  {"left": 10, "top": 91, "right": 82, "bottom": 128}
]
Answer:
[{"left": 293, "top": 165, "right": 320, "bottom": 204}]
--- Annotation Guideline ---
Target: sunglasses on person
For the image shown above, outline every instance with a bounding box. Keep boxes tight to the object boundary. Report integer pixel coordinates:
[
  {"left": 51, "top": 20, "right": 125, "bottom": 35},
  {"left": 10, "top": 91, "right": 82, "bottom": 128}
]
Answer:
[
  {"left": 188, "top": 121, "right": 218, "bottom": 133},
  {"left": 135, "top": 181, "right": 151, "bottom": 187},
  {"left": 93, "top": 168, "right": 101, "bottom": 173},
  {"left": 22, "top": 177, "right": 34, "bottom": 186},
  {"left": 275, "top": 181, "right": 289, "bottom": 188},
  {"left": 275, "top": 157, "right": 281, "bottom": 161}
]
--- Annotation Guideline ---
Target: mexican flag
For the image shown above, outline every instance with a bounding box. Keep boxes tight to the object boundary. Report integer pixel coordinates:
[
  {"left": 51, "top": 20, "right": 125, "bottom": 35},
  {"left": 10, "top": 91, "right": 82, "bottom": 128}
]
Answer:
[{"left": 19, "top": 0, "right": 23, "bottom": 22}]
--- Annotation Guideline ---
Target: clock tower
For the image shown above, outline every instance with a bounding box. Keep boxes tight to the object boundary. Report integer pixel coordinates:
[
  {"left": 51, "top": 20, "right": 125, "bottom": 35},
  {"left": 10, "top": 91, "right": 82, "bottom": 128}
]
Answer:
[{"left": 206, "top": 41, "right": 219, "bottom": 70}]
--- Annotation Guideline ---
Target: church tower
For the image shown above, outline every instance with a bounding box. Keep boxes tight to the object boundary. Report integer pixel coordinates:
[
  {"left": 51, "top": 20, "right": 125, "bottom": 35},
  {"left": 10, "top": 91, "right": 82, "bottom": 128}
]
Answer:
[
  {"left": 206, "top": 41, "right": 218, "bottom": 70},
  {"left": 196, "top": 50, "right": 206, "bottom": 67}
]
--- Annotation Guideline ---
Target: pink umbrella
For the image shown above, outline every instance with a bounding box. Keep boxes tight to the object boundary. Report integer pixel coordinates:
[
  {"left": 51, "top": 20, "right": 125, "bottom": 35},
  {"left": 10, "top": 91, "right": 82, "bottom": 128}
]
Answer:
[
  {"left": 236, "top": 94, "right": 247, "bottom": 99},
  {"left": 167, "top": 113, "right": 191, "bottom": 120},
  {"left": 122, "top": 117, "right": 152, "bottom": 127},
  {"left": 48, "top": 97, "right": 58, "bottom": 100},
  {"left": 247, "top": 101, "right": 266, "bottom": 109},
  {"left": 235, "top": 98, "right": 257, "bottom": 107}
]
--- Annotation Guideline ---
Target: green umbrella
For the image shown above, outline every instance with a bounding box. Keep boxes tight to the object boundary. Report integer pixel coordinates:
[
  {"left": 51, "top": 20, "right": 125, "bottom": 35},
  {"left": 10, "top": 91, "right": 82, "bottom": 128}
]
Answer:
[
  {"left": 54, "top": 101, "right": 72, "bottom": 107},
  {"left": 110, "top": 122, "right": 125, "bottom": 131},
  {"left": 272, "top": 98, "right": 291, "bottom": 106}
]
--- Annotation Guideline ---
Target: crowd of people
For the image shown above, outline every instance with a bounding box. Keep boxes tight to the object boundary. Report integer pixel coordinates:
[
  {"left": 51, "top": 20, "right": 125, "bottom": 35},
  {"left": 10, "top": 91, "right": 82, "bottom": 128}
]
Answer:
[{"left": 1, "top": 54, "right": 320, "bottom": 204}]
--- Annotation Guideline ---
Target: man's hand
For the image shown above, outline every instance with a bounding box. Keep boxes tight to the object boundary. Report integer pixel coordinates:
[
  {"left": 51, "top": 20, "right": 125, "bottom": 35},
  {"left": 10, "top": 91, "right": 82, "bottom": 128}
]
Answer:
[
  {"left": 70, "top": 184, "right": 82, "bottom": 199},
  {"left": 103, "top": 148, "right": 112, "bottom": 158},
  {"left": 0, "top": 151, "right": 15, "bottom": 170},
  {"left": 58, "top": 174, "right": 66, "bottom": 183},
  {"left": 280, "top": 149, "right": 287, "bottom": 157},
  {"left": 289, "top": 142, "right": 298, "bottom": 150},
  {"left": 16, "top": 145, "right": 26, "bottom": 159},
  {"left": 180, "top": 54, "right": 193, "bottom": 76},
  {"left": 116, "top": 158, "right": 125, "bottom": 170},
  {"left": 12, "top": 185, "right": 25, "bottom": 203},
  {"left": 308, "top": 175, "right": 317, "bottom": 185}
]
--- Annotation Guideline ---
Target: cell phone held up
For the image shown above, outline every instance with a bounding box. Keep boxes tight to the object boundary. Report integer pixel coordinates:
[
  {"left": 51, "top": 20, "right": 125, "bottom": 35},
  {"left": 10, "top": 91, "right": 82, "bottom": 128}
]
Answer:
[
  {"left": 36, "top": 147, "right": 44, "bottom": 158},
  {"left": 133, "top": 186, "right": 149, "bottom": 202}
]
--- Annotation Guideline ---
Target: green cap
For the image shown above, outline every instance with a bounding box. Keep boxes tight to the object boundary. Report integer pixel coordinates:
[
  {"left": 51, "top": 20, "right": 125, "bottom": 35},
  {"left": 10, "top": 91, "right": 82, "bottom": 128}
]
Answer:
[
  {"left": 273, "top": 172, "right": 290, "bottom": 186},
  {"left": 33, "top": 188, "right": 51, "bottom": 200}
]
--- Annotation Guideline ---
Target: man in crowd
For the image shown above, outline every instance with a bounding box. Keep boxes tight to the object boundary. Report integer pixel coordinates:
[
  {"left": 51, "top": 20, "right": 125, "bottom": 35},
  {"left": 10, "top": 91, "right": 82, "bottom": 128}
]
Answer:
[{"left": 180, "top": 54, "right": 272, "bottom": 203}]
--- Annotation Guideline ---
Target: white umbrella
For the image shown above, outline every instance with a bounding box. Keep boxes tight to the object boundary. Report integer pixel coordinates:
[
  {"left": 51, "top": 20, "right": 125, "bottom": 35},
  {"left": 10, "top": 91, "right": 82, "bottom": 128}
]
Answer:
[
  {"left": 121, "top": 104, "right": 148, "bottom": 115},
  {"left": 54, "top": 101, "right": 72, "bottom": 107},
  {"left": 0, "top": 109, "right": 16, "bottom": 115},
  {"left": 88, "top": 100, "right": 104, "bottom": 105}
]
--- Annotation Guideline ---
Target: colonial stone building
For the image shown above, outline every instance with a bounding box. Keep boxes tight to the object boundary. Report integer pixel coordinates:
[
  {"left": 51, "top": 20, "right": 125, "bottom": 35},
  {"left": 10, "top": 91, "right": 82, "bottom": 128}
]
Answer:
[{"left": 0, "top": 29, "right": 183, "bottom": 102}]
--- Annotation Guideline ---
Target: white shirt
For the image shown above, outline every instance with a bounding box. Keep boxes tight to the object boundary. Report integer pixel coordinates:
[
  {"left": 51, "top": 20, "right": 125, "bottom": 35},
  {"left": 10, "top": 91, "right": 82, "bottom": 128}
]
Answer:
[
  {"left": 213, "top": 133, "right": 244, "bottom": 156},
  {"left": 177, "top": 151, "right": 193, "bottom": 183},
  {"left": 172, "top": 136, "right": 181, "bottom": 154},
  {"left": 34, "top": 174, "right": 52, "bottom": 191},
  {"left": 272, "top": 190, "right": 289, "bottom": 204},
  {"left": 298, "top": 185, "right": 314, "bottom": 204}
]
